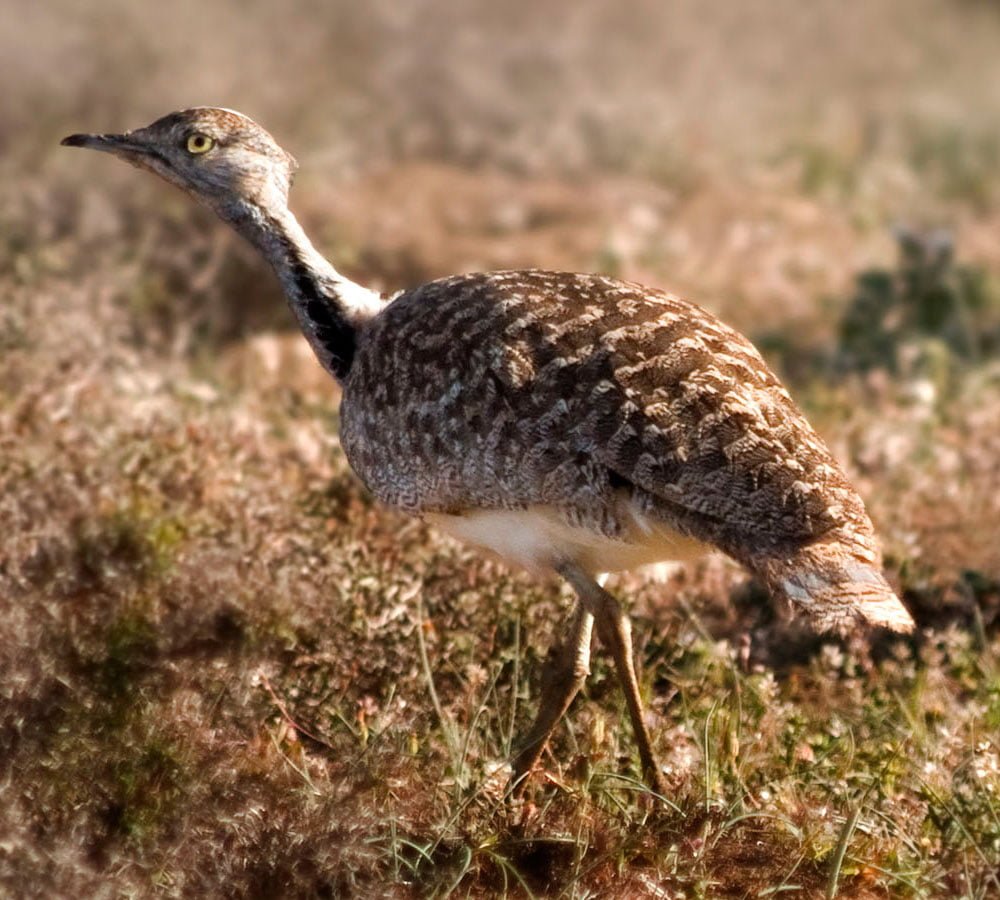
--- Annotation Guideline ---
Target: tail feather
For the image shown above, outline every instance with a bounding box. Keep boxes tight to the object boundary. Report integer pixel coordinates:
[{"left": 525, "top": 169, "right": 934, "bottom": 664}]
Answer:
[{"left": 764, "top": 547, "right": 914, "bottom": 635}]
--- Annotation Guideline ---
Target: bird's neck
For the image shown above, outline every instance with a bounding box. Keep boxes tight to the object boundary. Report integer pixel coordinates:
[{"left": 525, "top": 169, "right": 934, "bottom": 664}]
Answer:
[{"left": 223, "top": 198, "right": 382, "bottom": 382}]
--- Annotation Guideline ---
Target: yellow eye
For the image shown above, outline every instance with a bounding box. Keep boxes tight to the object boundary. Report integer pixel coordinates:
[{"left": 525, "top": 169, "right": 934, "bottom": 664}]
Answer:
[{"left": 186, "top": 133, "right": 214, "bottom": 155}]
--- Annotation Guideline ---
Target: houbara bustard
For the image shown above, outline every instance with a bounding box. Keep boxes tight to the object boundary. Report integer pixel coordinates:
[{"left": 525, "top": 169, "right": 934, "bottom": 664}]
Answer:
[{"left": 62, "top": 108, "right": 914, "bottom": 794}]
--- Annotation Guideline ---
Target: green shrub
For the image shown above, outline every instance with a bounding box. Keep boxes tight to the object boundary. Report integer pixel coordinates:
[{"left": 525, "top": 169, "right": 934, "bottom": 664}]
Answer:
[{"left": 837, "top": 227, "right": 1000, "bottom": 381}]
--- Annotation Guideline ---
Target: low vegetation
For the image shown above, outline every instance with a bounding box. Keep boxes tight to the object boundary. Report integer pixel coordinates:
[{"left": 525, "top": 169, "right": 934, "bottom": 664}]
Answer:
[{"left": 4, "top": 1, "right": 1000, "bottom": 896}]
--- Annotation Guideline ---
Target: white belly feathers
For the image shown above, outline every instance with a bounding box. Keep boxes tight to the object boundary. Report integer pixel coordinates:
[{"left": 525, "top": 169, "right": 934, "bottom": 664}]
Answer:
[{"left": 425, "top": 502, "right": 708, "bottom": 576}]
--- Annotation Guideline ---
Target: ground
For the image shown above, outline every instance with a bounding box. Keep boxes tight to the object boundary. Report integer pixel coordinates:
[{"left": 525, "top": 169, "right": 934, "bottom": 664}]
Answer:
[{"left": 3, "top": 1, "right": 1000, "bottom": 897}]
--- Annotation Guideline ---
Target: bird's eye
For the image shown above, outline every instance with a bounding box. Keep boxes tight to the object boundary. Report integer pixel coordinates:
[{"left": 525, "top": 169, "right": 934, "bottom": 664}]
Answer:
[{"left": 185, "top": 133, "right": 215, "bottom": 155}]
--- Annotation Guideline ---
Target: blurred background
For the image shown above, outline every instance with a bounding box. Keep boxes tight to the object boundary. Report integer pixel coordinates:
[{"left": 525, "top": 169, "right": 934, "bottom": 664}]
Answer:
[
  {"left": 3, "top": 0, "right": 1000, "bottom": 895},
  {"left": 8, "top": 0, "right": 1000, "bottom": 335}
]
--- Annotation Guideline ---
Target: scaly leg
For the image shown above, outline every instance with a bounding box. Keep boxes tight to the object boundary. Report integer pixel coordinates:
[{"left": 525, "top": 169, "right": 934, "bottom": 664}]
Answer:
[
  {"left": 558, "top": 562, "right": 665, "bottom": 795},
  {"left": 510, "top": 599, "right": 593, "bottom": 790}
]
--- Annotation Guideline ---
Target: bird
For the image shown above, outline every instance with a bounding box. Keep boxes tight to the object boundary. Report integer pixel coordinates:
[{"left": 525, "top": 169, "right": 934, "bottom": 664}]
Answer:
[{"left": 62, "top": 108, "right": 914, "bottom": 795}]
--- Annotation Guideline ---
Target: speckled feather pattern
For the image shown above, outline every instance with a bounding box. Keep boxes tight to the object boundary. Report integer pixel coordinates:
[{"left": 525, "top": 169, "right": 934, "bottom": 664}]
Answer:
[
  {"left": 64, "top": 106, "right": 910, "bottom": 633},
  {"left": 340, "top": 270, "right": 885, "bottom": 624},
  {"left": 63, "top": 106, "right": 915, "bottom": 806}
]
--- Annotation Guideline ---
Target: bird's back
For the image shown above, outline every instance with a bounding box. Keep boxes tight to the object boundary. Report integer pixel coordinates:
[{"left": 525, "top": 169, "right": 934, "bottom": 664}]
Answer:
[{"left": 341, "top": 270, "right": 910, "bottom": 631}]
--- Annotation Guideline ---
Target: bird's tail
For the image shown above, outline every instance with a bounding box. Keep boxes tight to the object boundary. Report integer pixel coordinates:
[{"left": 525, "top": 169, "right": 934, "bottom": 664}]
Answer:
[{"left": 761, "top": 542, "right": 915, "bottom": 635}]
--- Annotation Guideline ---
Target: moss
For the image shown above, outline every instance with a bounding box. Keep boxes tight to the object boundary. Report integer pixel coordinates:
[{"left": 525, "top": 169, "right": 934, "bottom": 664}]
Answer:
[
  {"left": 108, "top": 738, "right": 189, "bottom": 844},
  {"left": 68, "top": 502, "right": 187, "bottom": 592},
  {"left": 95, "top": 602, "right": 159, "bottom": 701}
]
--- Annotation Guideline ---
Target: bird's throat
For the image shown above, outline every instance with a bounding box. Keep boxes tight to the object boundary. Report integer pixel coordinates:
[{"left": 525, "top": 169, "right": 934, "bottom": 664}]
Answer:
[{"left": 221, "top": 198, "right": 381, "bottom": 382}]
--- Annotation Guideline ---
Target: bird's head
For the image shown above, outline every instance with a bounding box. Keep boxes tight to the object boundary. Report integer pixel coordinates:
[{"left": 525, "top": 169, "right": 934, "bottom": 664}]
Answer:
[{"left": 62, "top": 107, "right": 298, "bottom": 213}]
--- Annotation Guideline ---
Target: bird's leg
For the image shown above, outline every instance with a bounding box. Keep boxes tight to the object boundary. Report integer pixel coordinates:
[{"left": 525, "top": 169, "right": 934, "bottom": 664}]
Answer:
[
  {"left": 558, "top": 562, "right": 665, "bottom": 795},
  {"left": 510, "top": 599, "right": 594, "bottom": 791}
]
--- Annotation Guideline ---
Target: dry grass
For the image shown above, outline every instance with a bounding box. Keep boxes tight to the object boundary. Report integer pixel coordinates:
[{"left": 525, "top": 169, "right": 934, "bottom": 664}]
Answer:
[{"left": 3, "top": 1, "right": 1000, "bottom": 897}]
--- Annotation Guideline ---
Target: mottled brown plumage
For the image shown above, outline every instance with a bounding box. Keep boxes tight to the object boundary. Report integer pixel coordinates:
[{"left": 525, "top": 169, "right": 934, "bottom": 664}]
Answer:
[
  {"left": 343, "top": 269, "right": 905, "bottom": 633},
  {"left": 63, "top": 108, "right": 914, "bottom": 795}
]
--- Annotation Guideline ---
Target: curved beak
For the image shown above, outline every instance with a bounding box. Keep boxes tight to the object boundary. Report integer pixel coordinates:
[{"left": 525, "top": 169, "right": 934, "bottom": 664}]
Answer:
[
  {"left": 60, "top": 130, "right": 170, "bottom": 180},
  {"left": 61, "top": 132, "right": 147, "bottom": 155}
]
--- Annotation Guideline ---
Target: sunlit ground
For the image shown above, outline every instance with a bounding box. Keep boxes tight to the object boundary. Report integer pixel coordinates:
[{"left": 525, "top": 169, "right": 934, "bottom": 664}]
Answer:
[{"left": 3, "top": 1, "right": 1000, "bottom": 896}]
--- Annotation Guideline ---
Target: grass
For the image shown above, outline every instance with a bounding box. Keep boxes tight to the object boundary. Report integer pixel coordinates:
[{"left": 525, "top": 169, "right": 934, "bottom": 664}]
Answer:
[
  {"left": 4, "top": 0, "right": 1000, "bottom": 895},
  {"left": 3, "top": 254, "right": 999, "bottom": 894}
]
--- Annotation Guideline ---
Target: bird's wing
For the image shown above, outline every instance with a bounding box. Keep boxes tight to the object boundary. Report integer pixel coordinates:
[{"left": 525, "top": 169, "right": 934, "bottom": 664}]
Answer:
[
  {"left": 594, "top": 320, "right": 861, "bottom": 561},
  {"left": 343, "top": 270, "right": 869, "bottom": 564}
]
